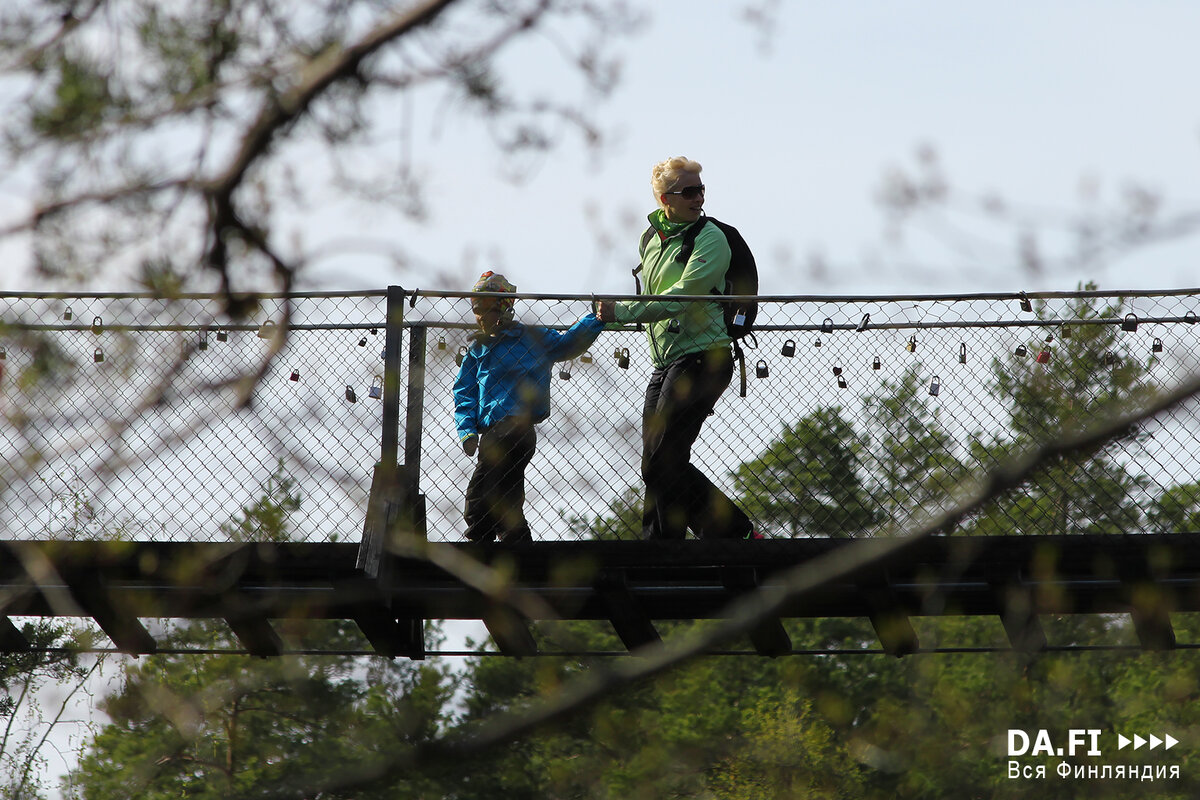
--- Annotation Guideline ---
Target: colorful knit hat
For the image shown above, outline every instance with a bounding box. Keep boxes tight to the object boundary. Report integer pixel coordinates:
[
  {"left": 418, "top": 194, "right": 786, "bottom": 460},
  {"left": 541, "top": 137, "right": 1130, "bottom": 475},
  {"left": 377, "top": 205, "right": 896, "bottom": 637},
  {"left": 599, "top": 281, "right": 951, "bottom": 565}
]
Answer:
[{"left": 471, "top": 271, "right": 517, "bottom": 323}]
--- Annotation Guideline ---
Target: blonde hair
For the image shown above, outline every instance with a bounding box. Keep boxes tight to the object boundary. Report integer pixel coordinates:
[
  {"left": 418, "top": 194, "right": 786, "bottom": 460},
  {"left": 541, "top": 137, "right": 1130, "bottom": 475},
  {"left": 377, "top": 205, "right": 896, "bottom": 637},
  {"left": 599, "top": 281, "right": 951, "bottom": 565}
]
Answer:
[{"left": 650, "top": 156, "right": 703, "bottom": 207}]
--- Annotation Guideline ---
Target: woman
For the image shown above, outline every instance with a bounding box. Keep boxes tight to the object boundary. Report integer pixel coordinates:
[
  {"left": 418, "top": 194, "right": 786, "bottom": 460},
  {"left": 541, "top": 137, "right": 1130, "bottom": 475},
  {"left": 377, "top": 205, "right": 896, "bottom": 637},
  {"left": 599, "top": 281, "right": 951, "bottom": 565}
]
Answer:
[{"left": 596, "top": 156, "right": 756, "bottom": 541}]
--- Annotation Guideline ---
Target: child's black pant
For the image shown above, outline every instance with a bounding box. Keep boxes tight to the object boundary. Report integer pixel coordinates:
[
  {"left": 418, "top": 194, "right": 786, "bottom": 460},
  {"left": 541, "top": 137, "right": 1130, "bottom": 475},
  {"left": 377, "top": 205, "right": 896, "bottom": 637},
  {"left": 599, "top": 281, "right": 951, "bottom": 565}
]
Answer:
[
  {"left": 640, "top": 347, "right": 753, "bottom": 540},
  {"left": 464, "top": 418, "right": 536, "bottom": 543}
]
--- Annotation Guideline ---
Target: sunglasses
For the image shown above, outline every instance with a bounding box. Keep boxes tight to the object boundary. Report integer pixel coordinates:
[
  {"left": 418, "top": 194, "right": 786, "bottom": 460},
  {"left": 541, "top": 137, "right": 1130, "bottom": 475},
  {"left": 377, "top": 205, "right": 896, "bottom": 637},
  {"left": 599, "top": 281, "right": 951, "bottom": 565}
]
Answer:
[{"left": 663, "top": 184, "right": 705, "bottom": 199}]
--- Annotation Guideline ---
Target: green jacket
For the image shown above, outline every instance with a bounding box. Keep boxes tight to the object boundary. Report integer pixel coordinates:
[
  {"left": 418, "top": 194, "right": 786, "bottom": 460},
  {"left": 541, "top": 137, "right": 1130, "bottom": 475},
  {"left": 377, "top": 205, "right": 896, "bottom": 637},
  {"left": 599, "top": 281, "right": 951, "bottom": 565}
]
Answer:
[{"left": 614, "top": 210, "right": 732, "bottom": 368}]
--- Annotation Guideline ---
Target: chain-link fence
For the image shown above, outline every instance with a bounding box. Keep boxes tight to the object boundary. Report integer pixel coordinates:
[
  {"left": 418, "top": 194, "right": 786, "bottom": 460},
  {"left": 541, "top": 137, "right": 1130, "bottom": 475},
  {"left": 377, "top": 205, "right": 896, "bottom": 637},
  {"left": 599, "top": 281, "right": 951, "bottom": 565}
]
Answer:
[{"left": 3, "top": 288, "right": 1200, "bottom": 544}]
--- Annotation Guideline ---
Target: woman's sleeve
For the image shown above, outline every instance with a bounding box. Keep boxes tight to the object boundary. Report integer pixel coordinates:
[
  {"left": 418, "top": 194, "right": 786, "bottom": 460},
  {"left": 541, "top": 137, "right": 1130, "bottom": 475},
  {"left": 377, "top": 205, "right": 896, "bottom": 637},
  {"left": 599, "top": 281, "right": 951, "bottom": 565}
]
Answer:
[{"left": 615, "top": 226, "right": 731, "bottom": 323}]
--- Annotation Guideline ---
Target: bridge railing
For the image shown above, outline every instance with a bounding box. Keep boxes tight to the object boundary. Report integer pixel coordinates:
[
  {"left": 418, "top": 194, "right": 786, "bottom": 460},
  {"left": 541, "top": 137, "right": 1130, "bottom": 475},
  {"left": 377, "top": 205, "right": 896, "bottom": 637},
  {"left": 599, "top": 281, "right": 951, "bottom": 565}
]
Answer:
[{"left": 2, "top": 287, "right": 1199, "bottom": 543}]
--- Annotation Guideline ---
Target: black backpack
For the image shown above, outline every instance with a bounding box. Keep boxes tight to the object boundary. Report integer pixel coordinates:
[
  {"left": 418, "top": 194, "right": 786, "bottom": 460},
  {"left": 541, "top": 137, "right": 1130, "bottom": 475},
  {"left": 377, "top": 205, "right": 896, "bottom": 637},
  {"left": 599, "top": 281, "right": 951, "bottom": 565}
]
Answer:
[{"left": 635, "top": 214, "right": 759, "bottom": 395}]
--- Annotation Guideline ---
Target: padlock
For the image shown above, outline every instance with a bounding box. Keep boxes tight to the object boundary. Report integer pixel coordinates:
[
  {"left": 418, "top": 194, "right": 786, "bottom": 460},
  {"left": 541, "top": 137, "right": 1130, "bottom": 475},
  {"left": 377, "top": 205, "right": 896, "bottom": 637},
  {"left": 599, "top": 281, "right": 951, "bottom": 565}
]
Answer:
[
  {"left": 1186, "top": 312, "right": 1198, "bottom": 325},
  {"left": 198, "top": 328, "right": 209, "bottom": 350},
  {"left": 1103, "top": 351, "right": 1117, "bottom": 366},
  {"left": 580, "top": 351, "right": 593, "bottom": 364},
  {"left": 905, "top": 335, "right": 917, "bottom": 353},
  {"left": 345, "top": 385, "right": 357, "bottom": 403},
  {"left": 257, "top": 321, "right": 276, "bottom": 339},
  {"left": 755, "top": 360, "right": 768, "bottom": 379},
  {"left": 1036, "top": 348, "right": 1051, "bottom": 364},
  {"left": 958, "top": 343, "right": 967, "bottom": 364},
  {"left": 837, "top": 374, "right": 848, "bottom": 390},
  {"left": 822, "top": 317, "right": 834, "bottom": 334},
  {"left": 832, "top": 365, "right": 842, "bottom": 376},
  {"left": 781, "top": 339, "right": 796, "bottom": 357},
  {"left": 618, "top": 348, "right": 630, "bottom": 369},
  {"left": 91, "top": 316, "right": 103, "bottom": 334},
  {"left": 63, "top": 306, "right": 73, "bottom": 321},
  {"left": 437, "top": 335, "right": 446, "bottom": 350},
  {"left": 929, "top": 375, "right": 940, "bottom": 396},
  {"left": 814, "top": 337, "right": 822, "bottom": 348},
  {"left": 1152, "top": 337, "right": 1163, "bottom": 353},
  {"left": 368, "top": 376, "right": 382, "bottom": 399},
  {"left": 93, "top": 347, "right": 104, "bottom": 363},
  {"left": 358, "top": 336, "right": 368, "bottom": 347},
  {"left": 1060, "top": 325, "right": 1071, "bottom": 339},
  {"left": 667, "top": 319, "right": 681, "bottom": 334},
  {"left": 1019, "top": 293, "right": 1032, "bottom": 312},
  {"left": 370, "top": 328, "right": 378, "bottom": 336},
  {"left": 455, "top": 346, "right": 467, "bottom": 367},
  {"left": 216, "top": 329, "right": 228, "bottom": 342},
  {"left": 289, "top": 368, "right": 300, "bottom": 382},
  {"left": 1121, "top": 313, "right": 1138, "bottom": 332},
  {"left": 732, "top": 308, "right": 747, "bottom": 328},
  {"left": 857, "top": 313, "right": 870, "bottom": 332},
  {"left": 872, "top": 355, "right": 881, "bottom": 370},
  {"left": 1014, "top": 344, "right": 1027, "bottom": 357},
  {"left": 559, "top": 361, "right": 572, "bottom": 380},
  {"left": 0, "top": 346, "right": 5, "bottom": 360}
]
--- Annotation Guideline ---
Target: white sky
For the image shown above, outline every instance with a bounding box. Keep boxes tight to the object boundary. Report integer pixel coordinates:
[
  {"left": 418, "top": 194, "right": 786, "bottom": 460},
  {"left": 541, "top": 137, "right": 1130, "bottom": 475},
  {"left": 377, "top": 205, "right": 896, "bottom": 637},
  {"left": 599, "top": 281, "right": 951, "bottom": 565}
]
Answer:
[{"left": 294, "top": 0, "right": 1200, "bottom": 296}]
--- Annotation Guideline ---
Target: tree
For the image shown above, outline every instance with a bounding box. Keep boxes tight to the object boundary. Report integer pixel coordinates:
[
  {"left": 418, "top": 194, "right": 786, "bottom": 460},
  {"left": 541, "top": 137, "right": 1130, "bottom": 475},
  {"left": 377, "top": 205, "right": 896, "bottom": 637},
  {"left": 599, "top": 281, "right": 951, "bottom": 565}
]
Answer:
[
  {"left": 732, "top": 407, "right": 879, "bottom": 538},
  {"left": 1, "top": 0, "right": 636, "bottom": 299},
  {"left": 968, "top": 287, "right": 1153, "bottom": 535},
  {"left": 64, "top": 463, "right": 457, "bottom": 800}
]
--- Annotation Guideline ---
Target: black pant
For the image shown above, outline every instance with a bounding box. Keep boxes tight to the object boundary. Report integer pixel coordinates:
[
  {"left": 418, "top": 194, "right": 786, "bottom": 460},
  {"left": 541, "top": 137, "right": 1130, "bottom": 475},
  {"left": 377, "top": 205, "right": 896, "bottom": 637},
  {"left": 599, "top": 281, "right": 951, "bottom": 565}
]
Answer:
[
  {"left": 641, "top": 347, "right": 752, "bottom": 540},
  {"left": 464, "top": 419, "right": 536, "bottom": 543}
]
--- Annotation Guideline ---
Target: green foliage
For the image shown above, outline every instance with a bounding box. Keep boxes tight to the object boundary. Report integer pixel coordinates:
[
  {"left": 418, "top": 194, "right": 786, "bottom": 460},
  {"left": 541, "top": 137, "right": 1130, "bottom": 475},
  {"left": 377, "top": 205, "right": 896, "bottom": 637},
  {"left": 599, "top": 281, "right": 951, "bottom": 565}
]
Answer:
[
  {"left": 29, "top": 54, "right": 127, "bottom": 140},
  {"left": 734, "top": 407, "right": 880, "bottom": 537},
  {"left": 218, "top": 459, "right": 300, "bottom": 542}
]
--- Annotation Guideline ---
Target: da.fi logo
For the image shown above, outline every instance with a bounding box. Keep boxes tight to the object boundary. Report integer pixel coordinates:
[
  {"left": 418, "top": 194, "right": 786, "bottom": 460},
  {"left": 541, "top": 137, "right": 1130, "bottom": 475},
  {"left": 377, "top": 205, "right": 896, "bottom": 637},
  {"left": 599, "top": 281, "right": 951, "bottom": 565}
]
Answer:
[{"left": 1008, "top": 729, "right": 1102, "bottom": 758}]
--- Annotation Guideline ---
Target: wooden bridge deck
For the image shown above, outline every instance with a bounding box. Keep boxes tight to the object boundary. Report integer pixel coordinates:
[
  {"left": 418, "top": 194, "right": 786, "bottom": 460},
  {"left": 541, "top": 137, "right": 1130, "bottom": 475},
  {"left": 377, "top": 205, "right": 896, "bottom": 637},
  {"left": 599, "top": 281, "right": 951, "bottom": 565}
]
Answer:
[{"left": 2, "top": 535, "right": 1198, "bottom": 659}]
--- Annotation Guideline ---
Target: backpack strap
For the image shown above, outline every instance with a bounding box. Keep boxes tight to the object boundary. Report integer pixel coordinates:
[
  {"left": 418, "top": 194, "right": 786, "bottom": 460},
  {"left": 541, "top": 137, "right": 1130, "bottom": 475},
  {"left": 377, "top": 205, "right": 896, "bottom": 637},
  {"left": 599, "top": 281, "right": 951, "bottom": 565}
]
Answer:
[{"left": 633, "top": 226, "right": 655, "bottom": 294}]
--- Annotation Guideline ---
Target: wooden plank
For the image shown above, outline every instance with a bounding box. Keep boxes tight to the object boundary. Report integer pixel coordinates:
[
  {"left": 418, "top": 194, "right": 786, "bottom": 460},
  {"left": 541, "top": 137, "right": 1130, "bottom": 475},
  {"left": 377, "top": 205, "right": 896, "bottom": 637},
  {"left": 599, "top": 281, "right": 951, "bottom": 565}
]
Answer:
[
  {"left": 721, "top": 567, "right": 792, "bottom": 657},
  {"left": 596, "top": 571, "right": 660, "bottom": 651},
  {"left": 0, "top": 617, "right": 30, "bottom": 652},
  {"left": 225, "top": 615, "right": 284, "bottom": 658},
  {"left": 66, "top": 571, "right": 157, "bottom": 655}
]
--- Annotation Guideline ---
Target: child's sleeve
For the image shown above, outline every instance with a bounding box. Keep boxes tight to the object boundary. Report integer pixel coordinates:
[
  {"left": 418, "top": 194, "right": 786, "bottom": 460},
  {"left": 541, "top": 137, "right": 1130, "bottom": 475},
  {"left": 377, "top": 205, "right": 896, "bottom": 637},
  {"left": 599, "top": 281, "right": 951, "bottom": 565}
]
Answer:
[
  {"left": 541, "top": 313, "right": 604, "bottom": 362},
  {"left": 452, "top": 350, "right": 481, "bottom": 440}
]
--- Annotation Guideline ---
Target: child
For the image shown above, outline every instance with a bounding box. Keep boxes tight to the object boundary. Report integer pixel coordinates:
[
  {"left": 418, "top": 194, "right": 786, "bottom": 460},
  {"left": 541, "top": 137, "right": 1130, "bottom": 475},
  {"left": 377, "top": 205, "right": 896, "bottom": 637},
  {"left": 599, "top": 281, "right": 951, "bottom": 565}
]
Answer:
[{"left": 453, "top": 271, "right": 603, "bottom": 543}]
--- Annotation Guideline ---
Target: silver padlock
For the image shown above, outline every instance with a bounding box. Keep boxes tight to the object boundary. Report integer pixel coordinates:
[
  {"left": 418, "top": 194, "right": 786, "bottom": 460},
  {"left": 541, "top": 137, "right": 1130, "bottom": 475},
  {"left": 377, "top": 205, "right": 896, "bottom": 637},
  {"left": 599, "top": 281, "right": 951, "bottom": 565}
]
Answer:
[
  {"left": 198, "top": 328, "right": 209, "bottom": 350},
  {"left": 929, "top": 375, "right": 940, "bottom": 397},
  {"left": 456, "top": 346, "right": 467, "bottom": 367},
  {"left": 781, "top": 339, "right": 796, "bottom": 357},
  {"left": 755, "top": 360, "right": 768, "bottom": 379},
  {"left": 63, "top": 306, "right": 73, "bottom": 321},
  {"left": 368, "top": 376, "right": 382, "bottom": 399},
  {"left": 958, "top": 343, "right": 967, "bottom": 364}
]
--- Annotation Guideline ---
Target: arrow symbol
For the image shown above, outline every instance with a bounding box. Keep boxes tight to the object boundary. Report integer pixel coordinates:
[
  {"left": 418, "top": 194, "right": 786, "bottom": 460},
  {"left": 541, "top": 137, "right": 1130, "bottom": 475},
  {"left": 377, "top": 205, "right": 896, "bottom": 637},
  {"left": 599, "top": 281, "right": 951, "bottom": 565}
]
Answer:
[
  {"left": 1150, "top": 734, "right": 1163, "bottom": 750},
  {"left": 1134, "top": 735, "right": 1147, "bottom": 750},
  {"left": 1165, "top": 734, "right": 1179, "bottom": 751},
  {"left": 1119, "top": 734, "right": 1131, "bottom": 750}
]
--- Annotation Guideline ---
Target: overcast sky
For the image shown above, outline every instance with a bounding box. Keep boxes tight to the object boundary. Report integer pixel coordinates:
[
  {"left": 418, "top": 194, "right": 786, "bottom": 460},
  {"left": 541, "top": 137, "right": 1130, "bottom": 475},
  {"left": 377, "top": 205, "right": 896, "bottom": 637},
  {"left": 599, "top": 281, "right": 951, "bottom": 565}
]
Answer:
[{"left": 291, "top": 0, "right": 1200, "bottom": 296}]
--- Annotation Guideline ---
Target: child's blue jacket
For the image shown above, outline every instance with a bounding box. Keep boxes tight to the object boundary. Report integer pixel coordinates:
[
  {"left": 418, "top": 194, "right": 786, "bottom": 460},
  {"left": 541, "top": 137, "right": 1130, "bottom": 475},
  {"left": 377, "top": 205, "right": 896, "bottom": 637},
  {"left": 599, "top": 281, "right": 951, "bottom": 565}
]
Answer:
[{"left": 453, "top": 314, "right": 603, "bottom": 440}]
